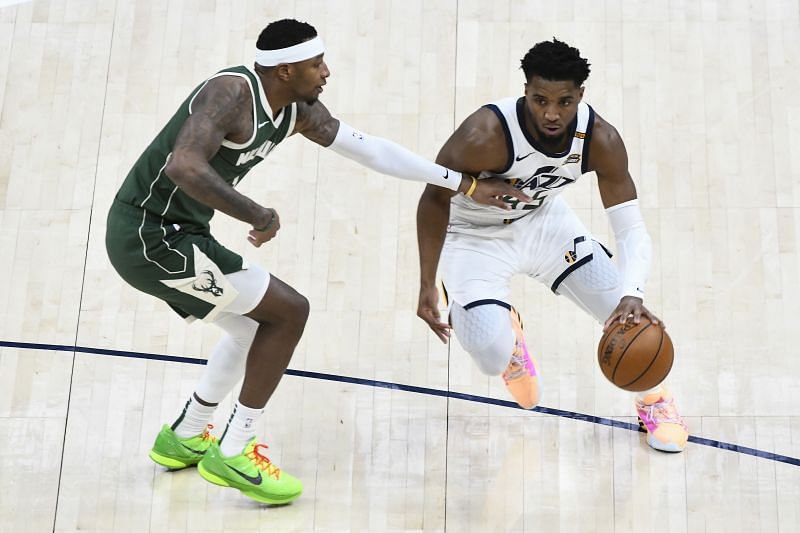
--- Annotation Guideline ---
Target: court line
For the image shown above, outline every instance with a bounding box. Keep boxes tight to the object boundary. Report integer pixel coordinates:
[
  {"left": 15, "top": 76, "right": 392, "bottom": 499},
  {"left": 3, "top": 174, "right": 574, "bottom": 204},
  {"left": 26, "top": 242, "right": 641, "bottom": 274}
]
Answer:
[{"left": 2, "top": 339, "right": 798, "bottom": 468}]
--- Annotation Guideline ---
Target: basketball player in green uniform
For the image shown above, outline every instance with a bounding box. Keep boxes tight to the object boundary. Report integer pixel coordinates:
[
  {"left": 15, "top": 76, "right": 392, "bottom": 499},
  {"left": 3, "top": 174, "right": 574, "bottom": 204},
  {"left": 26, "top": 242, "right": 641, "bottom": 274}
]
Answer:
[{"left": 106, "top": 19, "right": 528, "bottom": 505}]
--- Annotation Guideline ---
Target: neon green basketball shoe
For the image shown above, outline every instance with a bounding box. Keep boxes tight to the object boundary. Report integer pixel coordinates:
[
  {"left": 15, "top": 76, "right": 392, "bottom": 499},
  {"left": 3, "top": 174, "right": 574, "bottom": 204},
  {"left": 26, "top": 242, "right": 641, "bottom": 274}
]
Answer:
[
  {"left": 148, "top": 424, "right": 217, "bottom": 469},
  {"left": 197, "top": 438, "right": 303, "bottom": 504}
]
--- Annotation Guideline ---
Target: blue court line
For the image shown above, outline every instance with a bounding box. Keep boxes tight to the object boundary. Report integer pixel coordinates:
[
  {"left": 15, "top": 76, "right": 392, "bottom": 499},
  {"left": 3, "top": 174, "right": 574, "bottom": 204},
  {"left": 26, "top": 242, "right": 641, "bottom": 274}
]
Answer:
[{"left": 2, "top": 339, "right": 798, "bottom": 468}]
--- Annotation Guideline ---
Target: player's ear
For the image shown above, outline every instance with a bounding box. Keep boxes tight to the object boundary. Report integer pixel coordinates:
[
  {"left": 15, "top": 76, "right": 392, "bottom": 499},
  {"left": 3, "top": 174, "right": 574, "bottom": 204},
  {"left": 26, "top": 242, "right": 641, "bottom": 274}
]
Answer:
[
  {"left": 578, "top": 85, "right": 585, "bottom": 101},
  {"left": 276, "top": 64, "right": 292, "bottom": 82}
]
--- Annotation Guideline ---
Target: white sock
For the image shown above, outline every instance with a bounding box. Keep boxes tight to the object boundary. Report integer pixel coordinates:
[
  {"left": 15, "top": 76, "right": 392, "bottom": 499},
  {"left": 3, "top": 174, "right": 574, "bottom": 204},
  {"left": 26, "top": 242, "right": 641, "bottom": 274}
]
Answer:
[
  {"left": 172, "top": 393, "right": 217, "bottom": 438},
  {"left": 220, "top": 401, "right": 264, "bottom": 456}
]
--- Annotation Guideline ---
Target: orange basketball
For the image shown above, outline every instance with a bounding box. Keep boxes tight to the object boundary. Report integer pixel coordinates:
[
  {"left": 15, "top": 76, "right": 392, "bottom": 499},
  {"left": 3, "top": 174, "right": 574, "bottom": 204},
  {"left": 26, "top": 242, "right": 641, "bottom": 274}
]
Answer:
[{"left": 597, "top": 320, "right": 674, "bottom": 392}]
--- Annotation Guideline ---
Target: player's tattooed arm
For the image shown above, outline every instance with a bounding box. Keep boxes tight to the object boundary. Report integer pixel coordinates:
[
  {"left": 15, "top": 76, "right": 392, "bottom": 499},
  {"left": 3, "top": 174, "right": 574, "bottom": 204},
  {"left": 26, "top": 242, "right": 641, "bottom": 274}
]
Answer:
[
  {"left": 164, "top": 76, "right": 275, "bottom": 232},
  {"left": 293, "top": 100, "right": 339, "bottom": 146}
]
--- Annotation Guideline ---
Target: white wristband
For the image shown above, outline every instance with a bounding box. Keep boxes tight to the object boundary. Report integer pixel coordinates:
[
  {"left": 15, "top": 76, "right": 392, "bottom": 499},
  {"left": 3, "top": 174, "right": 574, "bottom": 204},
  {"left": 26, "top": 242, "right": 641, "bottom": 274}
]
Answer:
[
  {"left": 606, "top": 199, "right": 651, "bottom": 299},
  {"left": 328, "top": 121, "right": 461, "bottom": 191}
]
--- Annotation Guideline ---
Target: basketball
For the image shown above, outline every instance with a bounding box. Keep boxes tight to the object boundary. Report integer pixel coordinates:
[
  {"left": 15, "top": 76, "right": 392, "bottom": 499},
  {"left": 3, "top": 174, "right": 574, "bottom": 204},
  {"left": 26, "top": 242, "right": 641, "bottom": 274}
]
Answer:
[{"left": 597, "top": 320, "right": 673, "bottom": 392}]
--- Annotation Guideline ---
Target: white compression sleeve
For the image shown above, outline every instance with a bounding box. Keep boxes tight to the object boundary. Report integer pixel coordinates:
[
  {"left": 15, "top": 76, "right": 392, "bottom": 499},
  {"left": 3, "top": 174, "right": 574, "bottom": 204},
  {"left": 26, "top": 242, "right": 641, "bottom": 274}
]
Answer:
[
  {"left": 327, "top": 121, "right": 462, "bottom": 191},
  {"left": 606, "top": 199, "right": 652, "bottom": 299}
]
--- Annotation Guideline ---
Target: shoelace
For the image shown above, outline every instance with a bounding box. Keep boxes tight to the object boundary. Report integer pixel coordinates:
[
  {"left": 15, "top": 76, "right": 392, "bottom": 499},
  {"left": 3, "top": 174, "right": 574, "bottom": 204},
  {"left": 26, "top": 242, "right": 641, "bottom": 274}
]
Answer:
[
  {"left": 246, "top": 443, "right": 281, "bottom": 480},
  {"left": 201, "top": 424, "right": 218, "bottom": 443},
  {"left": 504, "top": 339, "right": 532, "bottom": 381},
  {"left": 642, "top": 398, "right": 687, "bottom": 429},
  {"left": 505, "top": 354, "right": 528, "bottom": 380}
]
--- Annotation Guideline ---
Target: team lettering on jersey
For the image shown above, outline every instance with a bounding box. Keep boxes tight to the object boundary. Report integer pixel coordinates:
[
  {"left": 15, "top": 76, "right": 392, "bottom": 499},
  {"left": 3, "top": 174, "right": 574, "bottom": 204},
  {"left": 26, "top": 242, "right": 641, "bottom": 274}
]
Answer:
[
  {"left": 236, "top": 140, "right": 277, "bottom": 166},
  {"left": 504, "top": 165, "right": 577, "bottom": 210}
]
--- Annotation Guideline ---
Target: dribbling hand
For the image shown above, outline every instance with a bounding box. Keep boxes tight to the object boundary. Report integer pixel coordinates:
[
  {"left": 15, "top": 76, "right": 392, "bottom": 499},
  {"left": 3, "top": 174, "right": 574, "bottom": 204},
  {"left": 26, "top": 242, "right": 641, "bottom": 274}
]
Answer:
[
  {"left": 603, "top": 295, "right": 662, "bottom": 332},
  {"left": 248, "top": 208, "right": 280, "bottom": 247}
]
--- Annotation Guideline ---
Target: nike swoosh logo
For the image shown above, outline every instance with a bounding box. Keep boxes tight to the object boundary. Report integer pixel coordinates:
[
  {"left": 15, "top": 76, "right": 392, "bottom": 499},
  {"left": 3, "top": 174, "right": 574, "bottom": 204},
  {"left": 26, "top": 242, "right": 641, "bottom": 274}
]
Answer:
[
  {"left": 515, "top": 152, "right": 534, "bottom": 161},
  {"left": 228, "top": 465, "right": 263, "bottom": 485},
  {"left": 258, "top": 120, "right": 270, "bottom": 128},
  {"left": 442, "top": 169, "right": 449, "bottom": 180},
  {"left": 180, "top": 442, "right": 205, "bottom": 454}
]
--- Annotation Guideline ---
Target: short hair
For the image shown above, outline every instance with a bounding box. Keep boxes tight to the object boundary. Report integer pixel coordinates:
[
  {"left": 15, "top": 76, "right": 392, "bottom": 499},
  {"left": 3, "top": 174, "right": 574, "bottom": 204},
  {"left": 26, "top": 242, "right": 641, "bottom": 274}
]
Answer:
[
  {"left": 256, "top": 19, "right": 317, "bottom": 51},
  {"left": 520, "top": 38, "right": 591, "bottom": 86}
]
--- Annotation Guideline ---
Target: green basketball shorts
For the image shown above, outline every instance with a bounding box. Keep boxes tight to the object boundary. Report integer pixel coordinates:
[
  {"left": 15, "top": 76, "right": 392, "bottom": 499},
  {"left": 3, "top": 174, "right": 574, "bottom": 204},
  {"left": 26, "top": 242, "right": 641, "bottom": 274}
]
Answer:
[{"left": 106, "top": 198, "right": 254, "bottom": 321}]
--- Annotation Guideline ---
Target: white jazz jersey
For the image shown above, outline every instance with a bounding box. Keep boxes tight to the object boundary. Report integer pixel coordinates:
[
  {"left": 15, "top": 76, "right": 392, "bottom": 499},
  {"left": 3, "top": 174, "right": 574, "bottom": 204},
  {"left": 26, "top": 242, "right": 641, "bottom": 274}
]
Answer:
[{"left": 449, "top": 97, "right": 595, "bottom": 232}]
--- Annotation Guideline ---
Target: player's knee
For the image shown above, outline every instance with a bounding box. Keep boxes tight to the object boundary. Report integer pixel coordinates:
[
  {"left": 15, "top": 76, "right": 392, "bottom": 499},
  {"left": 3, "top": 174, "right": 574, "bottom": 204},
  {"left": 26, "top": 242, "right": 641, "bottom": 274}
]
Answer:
[
  {"left": 287, "top": 292, "right": 310, "bottom": 328},
  {"left": 450, "top": 302, "right": 514, "bottom": 376},
  {"left": 213, "top": 313, "right": 258, "bottom": 351},
  {"left": 471, "top": 347, "right": 511, "bottom": 376}
]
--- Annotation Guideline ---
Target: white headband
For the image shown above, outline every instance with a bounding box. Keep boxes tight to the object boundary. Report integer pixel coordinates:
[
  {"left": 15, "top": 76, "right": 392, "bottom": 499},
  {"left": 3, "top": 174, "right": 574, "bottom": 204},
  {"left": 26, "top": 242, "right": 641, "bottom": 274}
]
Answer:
[{"left": 255, "top": 36, "right": 325, "bottom": 66}]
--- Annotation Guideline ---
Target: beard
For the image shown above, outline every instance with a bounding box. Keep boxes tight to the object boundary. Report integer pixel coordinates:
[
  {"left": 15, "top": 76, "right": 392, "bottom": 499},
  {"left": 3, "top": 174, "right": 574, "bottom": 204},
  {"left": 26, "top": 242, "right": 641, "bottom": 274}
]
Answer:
[{"left": 534, "top": 124, "right": 568, "bottom": 148}]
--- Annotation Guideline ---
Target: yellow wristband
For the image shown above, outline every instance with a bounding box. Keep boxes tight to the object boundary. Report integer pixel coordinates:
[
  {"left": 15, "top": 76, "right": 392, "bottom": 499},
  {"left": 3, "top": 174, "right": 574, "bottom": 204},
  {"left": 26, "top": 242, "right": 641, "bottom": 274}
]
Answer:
[{"left": 465, "top": 176, "right": 478, "bottom": 198}]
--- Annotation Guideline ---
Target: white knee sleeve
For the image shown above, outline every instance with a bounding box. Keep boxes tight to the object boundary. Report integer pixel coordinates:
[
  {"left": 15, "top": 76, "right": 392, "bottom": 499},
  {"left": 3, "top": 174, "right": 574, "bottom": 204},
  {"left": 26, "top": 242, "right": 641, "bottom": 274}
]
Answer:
[
  {"left": 450, "top": 302, "right": 515, "bottom": 376},
  {"left": 194, "top": 312, "right": 259, "bottom": 403},
  {"left": 556, "top": 240, "right": 623, "bottom": 323}
]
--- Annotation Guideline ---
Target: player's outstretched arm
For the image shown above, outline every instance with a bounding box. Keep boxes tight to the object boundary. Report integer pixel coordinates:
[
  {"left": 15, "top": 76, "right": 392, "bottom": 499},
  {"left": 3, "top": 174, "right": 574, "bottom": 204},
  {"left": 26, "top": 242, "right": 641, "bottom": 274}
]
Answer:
[
  {"left": 293, "top": 101, "right": 529, "bottom": 208},
  {"left": 164, "top": 76, "right": 278, "bottom": 246},
  {"left": 589, "top": 115, "right": 660, "bottom": 329}
]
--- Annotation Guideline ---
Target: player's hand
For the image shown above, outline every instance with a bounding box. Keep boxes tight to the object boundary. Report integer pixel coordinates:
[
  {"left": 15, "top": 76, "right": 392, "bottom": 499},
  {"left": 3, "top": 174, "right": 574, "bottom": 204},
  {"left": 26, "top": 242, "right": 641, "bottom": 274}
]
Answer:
[
  {"left": 417, "top": 284, "right": 451, "bottom": 343},
  {"left": 468, "top": 176, "right": 532, "bottom": 210},
  {"left": 248, "top": 208, "right": 280, "bottom": 247},
  {"left": 603, "top": 296, "right": 662, "bottom": 331}
]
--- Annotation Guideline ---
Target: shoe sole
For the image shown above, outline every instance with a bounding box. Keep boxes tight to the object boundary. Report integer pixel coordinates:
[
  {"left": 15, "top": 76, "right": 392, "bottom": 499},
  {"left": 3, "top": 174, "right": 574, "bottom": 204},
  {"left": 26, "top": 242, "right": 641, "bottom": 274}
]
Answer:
[
  {"left": 197, "top": 462, "right": 302, "bottom": 505},
  {"left": 638, "top": 419, "right": 686, "bottom": 453},
  {"left": 149, "top": 450, "right": 199, "bottom": 470}
]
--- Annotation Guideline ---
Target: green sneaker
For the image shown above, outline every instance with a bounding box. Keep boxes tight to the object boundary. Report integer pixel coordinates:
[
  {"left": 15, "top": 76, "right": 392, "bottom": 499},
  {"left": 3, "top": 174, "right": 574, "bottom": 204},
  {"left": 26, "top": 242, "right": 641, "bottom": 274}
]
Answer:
[
  {"left": 197, "top": 438, "right": 303, "bottom": 504},
  {"left": 148, "top": 424, "right": 217, "bottom": 469}
]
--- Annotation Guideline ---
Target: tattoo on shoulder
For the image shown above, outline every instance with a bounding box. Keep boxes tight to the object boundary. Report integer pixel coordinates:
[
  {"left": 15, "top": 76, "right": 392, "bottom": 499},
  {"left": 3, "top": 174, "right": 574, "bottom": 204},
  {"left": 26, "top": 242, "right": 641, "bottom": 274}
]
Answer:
[
  {"left": 174, "top": 77, "right": 253, "bottom": 157},
  {"left": 295, "top": 100, "right": 339, "bottom": 147},
  {"left": 197, "top": 77, "right": 252, "bottom": 132}
]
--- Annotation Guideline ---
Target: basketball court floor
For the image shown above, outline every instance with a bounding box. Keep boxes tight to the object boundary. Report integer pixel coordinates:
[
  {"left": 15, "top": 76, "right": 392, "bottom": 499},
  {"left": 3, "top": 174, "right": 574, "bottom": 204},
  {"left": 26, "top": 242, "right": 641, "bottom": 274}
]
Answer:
[{"left": 1, "top": 0, "right": 799, "bottom": 531}]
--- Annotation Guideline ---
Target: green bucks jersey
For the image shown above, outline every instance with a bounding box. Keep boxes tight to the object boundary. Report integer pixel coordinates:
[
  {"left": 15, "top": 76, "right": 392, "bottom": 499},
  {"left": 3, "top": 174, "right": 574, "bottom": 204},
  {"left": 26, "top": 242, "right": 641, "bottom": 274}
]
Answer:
[{"left": 115, "top": 65, "right": 296, "bottom": 231}]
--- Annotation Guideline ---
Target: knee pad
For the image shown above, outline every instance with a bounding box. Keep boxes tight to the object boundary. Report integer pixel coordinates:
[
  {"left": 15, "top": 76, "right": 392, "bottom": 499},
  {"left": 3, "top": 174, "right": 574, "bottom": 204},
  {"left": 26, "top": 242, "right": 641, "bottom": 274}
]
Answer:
[
  {"left": 450, "top": 301, "right": 515, "bottom": 376},
  {"left": 214, "top": 312, "right": 259, "bottom": 350},
  {"left": 556, "top": 240, "right": 623, "bottom": 322}
]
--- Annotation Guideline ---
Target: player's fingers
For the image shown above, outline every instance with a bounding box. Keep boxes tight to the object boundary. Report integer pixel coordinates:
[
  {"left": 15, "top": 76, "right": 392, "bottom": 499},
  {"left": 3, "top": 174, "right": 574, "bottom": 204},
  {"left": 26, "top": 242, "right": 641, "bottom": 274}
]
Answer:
[
  {"left": 645, "top": 310, "right": 661, "bottom": 326},
  {"left": 502, "top": 186, "right": 532, "bottom": 203},
  {"left": 603, "top": 312, "right": 620, "bottom": 331},
  {"left": 482, "top": 195, "right": 512, "bottom": 210}
]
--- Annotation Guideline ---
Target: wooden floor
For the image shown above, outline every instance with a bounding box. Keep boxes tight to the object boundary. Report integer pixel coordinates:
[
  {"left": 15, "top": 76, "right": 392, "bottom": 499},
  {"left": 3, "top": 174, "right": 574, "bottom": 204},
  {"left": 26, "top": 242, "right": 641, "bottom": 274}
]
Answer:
[{"left": 1, "top": 0, "right": 799, "bottom": 531}]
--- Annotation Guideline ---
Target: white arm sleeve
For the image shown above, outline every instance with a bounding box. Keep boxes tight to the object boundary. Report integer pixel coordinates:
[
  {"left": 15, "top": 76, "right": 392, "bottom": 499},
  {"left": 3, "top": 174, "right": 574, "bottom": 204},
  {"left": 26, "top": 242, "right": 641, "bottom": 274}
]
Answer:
[
  {"left": 327, "top": 121, "right": 462, "bottom": 191},
  {"left": 606, "top": 199, "right": 652, "bottom": 299}
]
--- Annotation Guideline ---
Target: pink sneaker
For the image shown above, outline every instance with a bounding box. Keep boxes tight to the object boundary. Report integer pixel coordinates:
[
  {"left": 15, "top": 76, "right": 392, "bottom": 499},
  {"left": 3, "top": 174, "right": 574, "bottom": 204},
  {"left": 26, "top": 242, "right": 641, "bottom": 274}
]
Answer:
[
  {"left": 502, "top": 307, "right": 541, "bottom": 409},
  {"left": 636, "top": 387, "right": 689, "bottom": 452}
]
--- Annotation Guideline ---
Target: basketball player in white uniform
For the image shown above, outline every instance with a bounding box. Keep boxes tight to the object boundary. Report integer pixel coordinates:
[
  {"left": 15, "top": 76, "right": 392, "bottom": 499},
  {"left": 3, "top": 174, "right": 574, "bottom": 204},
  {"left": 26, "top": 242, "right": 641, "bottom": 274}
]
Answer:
[{"left": 416, "top": 39, "right": 688, "bottom": 452}]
